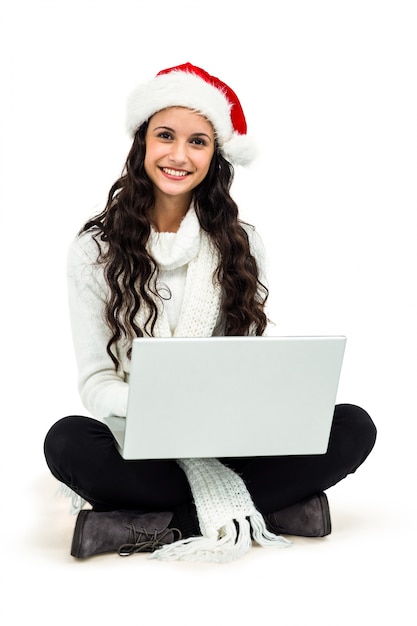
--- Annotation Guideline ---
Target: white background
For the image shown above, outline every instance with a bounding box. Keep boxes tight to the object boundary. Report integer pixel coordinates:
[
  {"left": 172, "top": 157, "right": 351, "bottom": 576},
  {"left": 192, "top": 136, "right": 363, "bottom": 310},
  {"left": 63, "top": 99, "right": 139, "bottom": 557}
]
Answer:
[{"left": 1, "top": 1, "right": 416, "bottom": 624}]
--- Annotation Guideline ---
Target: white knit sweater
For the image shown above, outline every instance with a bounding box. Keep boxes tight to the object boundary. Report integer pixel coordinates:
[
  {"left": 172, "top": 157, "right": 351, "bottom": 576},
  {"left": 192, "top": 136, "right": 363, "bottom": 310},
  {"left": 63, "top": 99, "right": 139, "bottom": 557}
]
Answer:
[{"left": 67, "top": 207, "right": 268, "bottom": 421}]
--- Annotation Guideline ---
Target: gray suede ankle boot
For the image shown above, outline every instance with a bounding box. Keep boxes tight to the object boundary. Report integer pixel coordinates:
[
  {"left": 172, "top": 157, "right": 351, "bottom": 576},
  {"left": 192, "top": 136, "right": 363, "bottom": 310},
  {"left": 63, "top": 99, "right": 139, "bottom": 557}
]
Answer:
[
  {"left": 265, "top": 492, "right": 331, "bottom": 537},
  {"left": 71, "top": 509, "right": 182, "bottom": 558}
]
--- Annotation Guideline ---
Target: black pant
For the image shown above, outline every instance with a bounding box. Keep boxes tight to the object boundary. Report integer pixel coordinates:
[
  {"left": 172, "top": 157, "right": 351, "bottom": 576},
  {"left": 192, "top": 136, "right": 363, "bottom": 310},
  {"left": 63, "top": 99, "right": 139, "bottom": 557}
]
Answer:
[{"left": 44, "top": 404, "right": 376, "bottom": 515}]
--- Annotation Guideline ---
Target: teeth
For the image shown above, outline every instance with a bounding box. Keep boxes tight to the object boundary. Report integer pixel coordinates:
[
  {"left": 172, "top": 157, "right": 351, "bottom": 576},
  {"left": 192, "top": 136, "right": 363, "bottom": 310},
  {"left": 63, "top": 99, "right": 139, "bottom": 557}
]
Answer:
[{"left": 162, "top": 168, "right": 188, "bottom": 177}]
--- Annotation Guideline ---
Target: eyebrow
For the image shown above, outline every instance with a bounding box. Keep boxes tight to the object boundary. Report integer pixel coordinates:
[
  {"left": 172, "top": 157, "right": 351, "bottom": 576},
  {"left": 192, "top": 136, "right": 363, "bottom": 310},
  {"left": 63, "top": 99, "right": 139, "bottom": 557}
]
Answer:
[{"left": 152, "top": 126, "right": 213, "bottom": 142}]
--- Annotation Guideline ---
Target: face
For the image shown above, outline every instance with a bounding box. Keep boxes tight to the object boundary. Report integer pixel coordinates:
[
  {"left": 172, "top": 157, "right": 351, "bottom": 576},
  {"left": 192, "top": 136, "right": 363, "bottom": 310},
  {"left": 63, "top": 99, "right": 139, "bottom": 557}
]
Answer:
[{"left": 144, "top": 107, "right": 215, "bottom": 205}]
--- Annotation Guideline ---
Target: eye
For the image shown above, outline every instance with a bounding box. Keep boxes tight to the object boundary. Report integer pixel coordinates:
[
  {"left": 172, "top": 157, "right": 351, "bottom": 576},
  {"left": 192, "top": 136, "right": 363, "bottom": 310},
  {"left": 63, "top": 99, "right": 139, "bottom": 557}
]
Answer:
[
  {"left": 157, "top": 131, "right": 173, "bottom": 140},
  {"left": 190, "top": 136, "right": 208, "bottom": 147}
]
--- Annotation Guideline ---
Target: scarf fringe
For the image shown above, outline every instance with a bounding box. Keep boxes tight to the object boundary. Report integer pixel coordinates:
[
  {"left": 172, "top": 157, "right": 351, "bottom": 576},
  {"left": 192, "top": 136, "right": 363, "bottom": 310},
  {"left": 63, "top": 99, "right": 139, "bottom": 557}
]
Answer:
[
  {"left": 250, "top": 510, "right": 292, "bottom": 547},
  {"left": 57, "top": 482, "right": 87, "bottom": 515},
  {"left": 149, "top": 512, "right": 291, "bottom": 563}
]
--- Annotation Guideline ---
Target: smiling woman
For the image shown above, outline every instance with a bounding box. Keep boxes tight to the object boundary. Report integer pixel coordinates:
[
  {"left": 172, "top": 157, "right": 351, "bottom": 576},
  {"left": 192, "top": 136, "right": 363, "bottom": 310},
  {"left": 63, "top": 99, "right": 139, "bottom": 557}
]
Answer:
[{"left": 43, "top": 62, "right": 376, "bottom": 563}]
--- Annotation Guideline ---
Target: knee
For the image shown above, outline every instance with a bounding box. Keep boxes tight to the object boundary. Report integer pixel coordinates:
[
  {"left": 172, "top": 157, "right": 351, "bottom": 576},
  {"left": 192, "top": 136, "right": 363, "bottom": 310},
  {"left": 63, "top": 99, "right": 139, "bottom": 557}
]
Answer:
[
  {"left": 339, "top": 402, "right": 376, "bottom": 438},
  {"left": 332, "top": 404, "right": 377, "bottom": 465},
  {"left": 44, "top": 415, "right": 90, "bottom": 467}
]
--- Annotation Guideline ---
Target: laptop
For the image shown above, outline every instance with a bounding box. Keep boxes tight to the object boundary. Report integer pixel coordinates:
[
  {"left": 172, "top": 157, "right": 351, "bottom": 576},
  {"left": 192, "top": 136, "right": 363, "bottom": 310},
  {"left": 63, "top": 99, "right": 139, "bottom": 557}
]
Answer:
[{"left": 103, "top": 335, "right": 346, "bottom": 460}]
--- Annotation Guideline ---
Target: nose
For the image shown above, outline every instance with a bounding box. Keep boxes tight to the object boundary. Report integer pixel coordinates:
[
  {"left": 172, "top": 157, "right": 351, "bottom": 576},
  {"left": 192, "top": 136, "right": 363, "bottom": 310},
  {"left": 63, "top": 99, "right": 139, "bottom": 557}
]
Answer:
[{"left": 168, "top": 140, "right": 187, "bottom": 164}]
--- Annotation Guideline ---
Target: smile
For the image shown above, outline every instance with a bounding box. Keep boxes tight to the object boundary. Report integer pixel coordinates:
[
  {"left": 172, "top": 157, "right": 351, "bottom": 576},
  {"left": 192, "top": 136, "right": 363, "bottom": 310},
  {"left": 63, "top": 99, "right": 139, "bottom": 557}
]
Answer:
[{"left": 161, "top": 167, "right": 189, "bottom": 178}]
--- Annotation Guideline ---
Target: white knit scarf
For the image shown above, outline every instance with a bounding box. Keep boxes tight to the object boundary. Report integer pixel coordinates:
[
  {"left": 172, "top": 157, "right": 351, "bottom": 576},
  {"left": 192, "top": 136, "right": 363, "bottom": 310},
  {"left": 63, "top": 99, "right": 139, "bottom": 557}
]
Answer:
[
  {"left": 64, "top": 208, "right": 291, "bottom": 561},
  {"left": 150, "top": 458, "right": 291, "bottom": 563},
  {"left": 140, "top": 206, "right": 222, "bottom": 338},
  {"left": 146, "top": 209, "right": 291, "bottom": 562}
]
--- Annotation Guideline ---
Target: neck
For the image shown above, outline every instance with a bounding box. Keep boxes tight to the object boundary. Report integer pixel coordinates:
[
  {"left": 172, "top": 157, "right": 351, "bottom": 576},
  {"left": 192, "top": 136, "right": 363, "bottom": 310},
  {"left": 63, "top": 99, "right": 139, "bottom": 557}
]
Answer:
[{"left": 151, "top": 194, "right": 192, "bottom": 233}]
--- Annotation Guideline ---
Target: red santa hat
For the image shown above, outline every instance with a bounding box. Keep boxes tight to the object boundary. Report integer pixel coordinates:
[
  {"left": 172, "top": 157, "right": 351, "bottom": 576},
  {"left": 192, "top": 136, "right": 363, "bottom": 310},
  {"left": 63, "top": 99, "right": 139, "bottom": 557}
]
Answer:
[{"left": 126, "top": 63, "right": 256, "bottom": 166}]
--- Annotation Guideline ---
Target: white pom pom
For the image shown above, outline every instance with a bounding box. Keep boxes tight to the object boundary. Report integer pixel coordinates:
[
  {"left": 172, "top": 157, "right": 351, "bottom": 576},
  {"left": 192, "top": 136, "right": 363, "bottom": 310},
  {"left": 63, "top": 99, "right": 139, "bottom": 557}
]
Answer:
[{"left": 222, "top": 133, "right": 258, "bottom": 166}]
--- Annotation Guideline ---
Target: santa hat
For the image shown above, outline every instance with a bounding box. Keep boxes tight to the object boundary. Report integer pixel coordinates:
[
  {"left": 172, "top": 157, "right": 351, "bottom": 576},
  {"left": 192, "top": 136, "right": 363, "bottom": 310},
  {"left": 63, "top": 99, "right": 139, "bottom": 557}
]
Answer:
[{"left": 126, "top": 63, "right": 256, "bottom": 166}]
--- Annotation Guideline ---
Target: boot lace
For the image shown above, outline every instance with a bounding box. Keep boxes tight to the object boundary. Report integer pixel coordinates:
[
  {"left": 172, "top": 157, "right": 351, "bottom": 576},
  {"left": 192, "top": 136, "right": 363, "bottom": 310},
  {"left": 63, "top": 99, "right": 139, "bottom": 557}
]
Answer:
[{"left": 118, "top": 524, "right": 182, "bottom": 556}]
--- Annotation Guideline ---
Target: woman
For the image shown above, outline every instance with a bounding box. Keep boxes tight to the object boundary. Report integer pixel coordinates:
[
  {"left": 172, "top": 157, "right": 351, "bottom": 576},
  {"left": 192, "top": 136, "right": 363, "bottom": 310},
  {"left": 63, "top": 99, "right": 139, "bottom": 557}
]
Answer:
[{"left": 44, "top": 63, "right": 376, "bottom": 562}]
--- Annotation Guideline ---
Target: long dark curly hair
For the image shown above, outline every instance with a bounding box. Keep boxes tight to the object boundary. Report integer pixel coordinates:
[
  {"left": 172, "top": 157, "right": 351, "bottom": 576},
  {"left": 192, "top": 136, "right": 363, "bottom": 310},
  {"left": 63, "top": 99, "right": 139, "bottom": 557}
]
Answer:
[{"left": 80, "top": 122, "right": 269, "bottom": 369}]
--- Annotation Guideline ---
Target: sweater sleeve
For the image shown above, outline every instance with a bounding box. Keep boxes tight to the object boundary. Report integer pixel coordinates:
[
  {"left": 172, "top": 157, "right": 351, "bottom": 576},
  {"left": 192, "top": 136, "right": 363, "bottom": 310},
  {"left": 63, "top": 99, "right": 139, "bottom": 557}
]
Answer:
[
  {"left": 67, "top": 233, "right": 129, "bottom": 420},
  {"left": 244, "top": 224, "right": 268, "bottom": 287}
]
